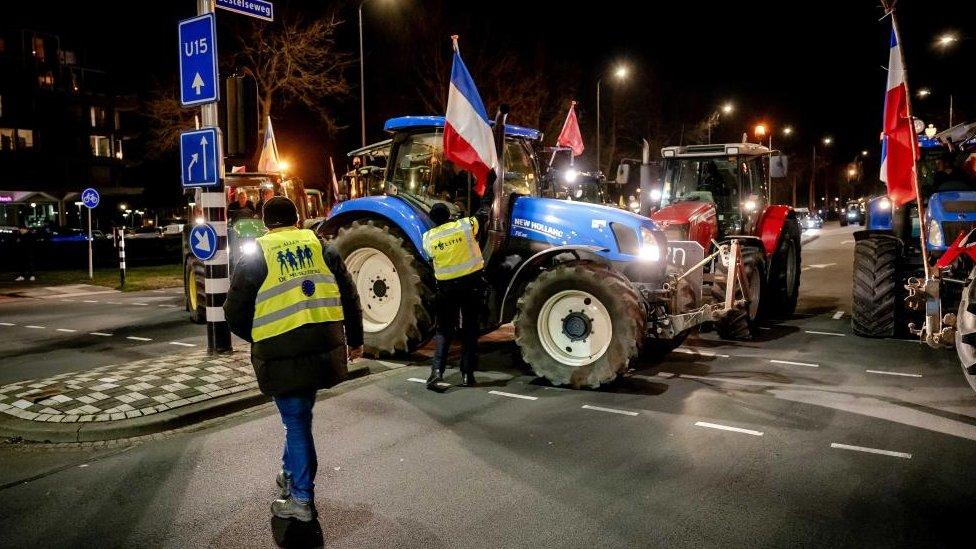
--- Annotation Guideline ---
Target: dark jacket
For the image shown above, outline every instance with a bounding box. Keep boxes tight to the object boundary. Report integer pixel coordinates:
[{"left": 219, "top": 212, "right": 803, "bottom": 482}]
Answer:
[{"left": 223, "top": 233, "right": 364, "bottom": 396}]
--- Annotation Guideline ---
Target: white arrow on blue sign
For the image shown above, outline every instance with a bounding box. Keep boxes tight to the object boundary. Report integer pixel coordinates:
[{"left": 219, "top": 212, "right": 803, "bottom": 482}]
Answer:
[
  {"left": 178, "top": 14, "right": 219, "bottom": 106},
  {"left": 216, "top": 0, "right": 274, "bottom": 21},
  {"left": 81, "top": 188, "right": 100, "bottom": 209},
  {"left": 189, "top": 223, "right": 219, "bottom": 261},
  {"left": 180, "top": 127, "right": 221, "bottom": 187}
]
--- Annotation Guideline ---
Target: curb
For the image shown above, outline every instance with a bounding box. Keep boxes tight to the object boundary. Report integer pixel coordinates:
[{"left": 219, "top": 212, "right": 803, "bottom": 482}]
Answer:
[{"left": 0, "top": 359, "right": 400, "bottom": 443}]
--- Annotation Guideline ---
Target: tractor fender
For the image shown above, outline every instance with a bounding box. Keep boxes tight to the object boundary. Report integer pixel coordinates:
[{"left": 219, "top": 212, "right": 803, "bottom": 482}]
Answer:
[
  {"left": 754, "top": 205, "right": 794, "bottom": 256},
  {"left": 498, "top": 245, "right": 609, "bottom": 324},
  {"left": 323, "top": 196, "right": 433, "bottom": 258},
  {"left": 853, "top": 229, "right": 900, "bottom": 244}
]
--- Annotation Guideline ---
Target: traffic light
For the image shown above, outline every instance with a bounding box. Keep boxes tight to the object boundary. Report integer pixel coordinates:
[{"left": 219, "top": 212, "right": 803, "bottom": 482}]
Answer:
[{"left": 223, "top": 74, "right": 259, "bottom": 164}]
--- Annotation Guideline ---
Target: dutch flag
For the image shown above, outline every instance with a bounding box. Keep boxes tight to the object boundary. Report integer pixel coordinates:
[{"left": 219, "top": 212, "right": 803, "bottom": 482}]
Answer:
[
  {"left": 444, "top": 37, "right": 498, "bottom": 197},
  {"left": 880, "top": 22, "right": 918, "bottom": 207}
]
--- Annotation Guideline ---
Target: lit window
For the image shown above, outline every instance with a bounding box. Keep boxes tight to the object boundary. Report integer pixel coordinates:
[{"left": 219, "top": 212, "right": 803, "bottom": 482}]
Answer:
[
  {"left": 89, "top": 106, "right": 107, "bottom": 127},
  {"left": 114, "top": 139, "right": 123, "bottom": 159},
  {"left": 90, "top": 135, "right": 111, "bottom": 157},
  {"left": 0, "top": 128, "right": 13, "bottom": 151},
  {"left": 32, "top": 37, "right": 45, "bottom": 62},
  {"left": 38, "top": 72, "right": 54, "bottom": 89},
  {"left": 15, "top": 129, "right": 33, "bottom": 149}
]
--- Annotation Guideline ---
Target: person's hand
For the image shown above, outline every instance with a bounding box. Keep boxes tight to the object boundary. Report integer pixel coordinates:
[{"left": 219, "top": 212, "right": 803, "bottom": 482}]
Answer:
[{"left": 348, "top": 346, "right": 364, "bottom": 361}]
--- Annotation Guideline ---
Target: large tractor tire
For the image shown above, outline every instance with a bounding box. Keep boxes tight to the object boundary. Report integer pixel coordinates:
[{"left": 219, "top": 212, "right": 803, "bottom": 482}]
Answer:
[
  {"left": 954, "top": 274, "right": 976, "bottom": 394},
  {"left": 764, "top": 219, "right": 801, "bottom": 319},
  {"left": 184, "top": 258, "right": 206, "bottom": 324},
  {"left": 851, "top": 236, "right": 900, "bottom": 337},
  {"left": 712, "top": 244, "right": 767, "bottom": 340},
  {"left": 330, "top": 219, "right": 435, "bottom": 357},
  {"left": 514, "top": 261, "right": 644, "bottom": 388}
]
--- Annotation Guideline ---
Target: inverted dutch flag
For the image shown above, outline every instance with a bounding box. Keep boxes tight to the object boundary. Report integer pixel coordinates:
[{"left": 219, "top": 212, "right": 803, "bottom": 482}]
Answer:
[
  {"left": 444, "top": 38, "right": 498, "bottom": 196},
  {"left": 880, "top": 23, "right": 918, "bottom": 207}
]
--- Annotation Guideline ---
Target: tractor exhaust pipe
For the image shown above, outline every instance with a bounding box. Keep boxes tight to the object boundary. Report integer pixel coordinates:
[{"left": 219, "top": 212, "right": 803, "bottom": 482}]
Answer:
[{"left": 481, "top": 104, "right": 510, "bottom": 264}]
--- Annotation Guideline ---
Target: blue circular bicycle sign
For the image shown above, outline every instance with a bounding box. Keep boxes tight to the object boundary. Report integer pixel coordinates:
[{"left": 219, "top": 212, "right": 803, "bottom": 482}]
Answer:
[{"left": 81, "top": 188, "right": 100, "bottom": 209}]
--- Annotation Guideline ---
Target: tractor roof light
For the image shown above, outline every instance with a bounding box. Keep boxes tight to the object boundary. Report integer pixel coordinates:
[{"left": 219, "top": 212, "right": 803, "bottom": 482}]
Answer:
[{"left": 878, "top": 197, "right": 892, "bottom": 211}]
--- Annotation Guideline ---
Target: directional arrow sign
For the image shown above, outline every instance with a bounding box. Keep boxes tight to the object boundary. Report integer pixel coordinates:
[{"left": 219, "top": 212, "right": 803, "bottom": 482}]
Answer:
[
  {"left": 189, "top": 223, "right": 219, "bottom": 261},
  {"left": 178, "top": 14, "right": 219, "bottom": 106},
  {"left": 180, "top": 127, "right": 221, "bottom": 187}
]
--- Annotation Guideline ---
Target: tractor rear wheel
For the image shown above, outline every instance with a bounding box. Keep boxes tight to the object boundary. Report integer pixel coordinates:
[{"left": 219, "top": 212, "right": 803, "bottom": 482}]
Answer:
[
  {"left": 184, "top": 258, "right": 206, "bottom": 324},
  {"left": 712, "top": 244, "right": 766, "bottom": 340},
  {"left": 514, "top": 262, "right": 644, "bottom": 388},
  {"left": 330, "top": 219, "right": 435, "bottom": 357},
  {"left": 764, "top": 219, "right": 801, "bottom": 319},
  {"left": 851, "top": 236, "right": 900, "bottom": 337},
  {"left": 955, "top": 273, "right": 976, "bottom": 394}
]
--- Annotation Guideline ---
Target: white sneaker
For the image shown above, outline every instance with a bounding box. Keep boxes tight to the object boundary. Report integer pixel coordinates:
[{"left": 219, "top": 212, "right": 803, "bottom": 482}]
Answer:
[{"left": 14, "top": 276, "right": 24, "bottom": 282}]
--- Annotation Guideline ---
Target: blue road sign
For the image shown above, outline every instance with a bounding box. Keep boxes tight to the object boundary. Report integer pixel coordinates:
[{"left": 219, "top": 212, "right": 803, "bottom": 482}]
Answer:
[
  {"left": 178, "top": 14, "right": 219, "bottom": 106},
  {"left": 81, "top": 188, "right": 100, "bottom": 209},
  {"left": 189, "top": 223, "right": 219, "bottom": 261},
  {"left": 216, "top": 0, "right": 274, "bottom": 21},
  {"left": 180, "top": 127, "right": 221, "bottom": 187}
]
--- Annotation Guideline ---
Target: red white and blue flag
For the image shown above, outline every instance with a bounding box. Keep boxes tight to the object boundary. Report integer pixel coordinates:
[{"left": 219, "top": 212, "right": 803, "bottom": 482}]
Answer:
[
  {"left": 880, "top": 23, "right": 918, "bottom": 207},
  {"left": 444, "top": 38, "right": 498, "bottom": 196}
]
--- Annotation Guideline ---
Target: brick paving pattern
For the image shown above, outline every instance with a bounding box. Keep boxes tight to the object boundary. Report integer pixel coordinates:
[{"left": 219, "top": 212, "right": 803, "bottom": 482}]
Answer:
[{"left": 0, "top": 350, "right": 255, "bottom": 423}]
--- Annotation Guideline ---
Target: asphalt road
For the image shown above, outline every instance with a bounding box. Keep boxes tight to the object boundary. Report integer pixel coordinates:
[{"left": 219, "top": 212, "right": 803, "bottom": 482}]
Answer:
[{"left": 1, "top": 223, "right": 975, "bottom": 548}]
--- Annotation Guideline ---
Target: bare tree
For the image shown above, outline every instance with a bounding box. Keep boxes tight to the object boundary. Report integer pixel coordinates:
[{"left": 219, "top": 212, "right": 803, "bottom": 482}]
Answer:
[
  {"left": 143, "top": 85, "right": 197, "bottom": 158},
  {"left": 233, "top": 14, "right": 354, "bottom": 137}
]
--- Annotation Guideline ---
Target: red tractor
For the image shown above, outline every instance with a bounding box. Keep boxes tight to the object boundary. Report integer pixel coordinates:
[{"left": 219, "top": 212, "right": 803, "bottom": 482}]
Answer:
[{"left": 647, "top": 142, "right": 801, "bottom": 337}]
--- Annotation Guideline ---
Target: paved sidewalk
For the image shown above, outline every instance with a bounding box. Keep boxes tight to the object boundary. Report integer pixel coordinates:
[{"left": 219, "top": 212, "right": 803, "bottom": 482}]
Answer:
[{"left": 0, "top": 349, "right": 399, "bottom": 442}]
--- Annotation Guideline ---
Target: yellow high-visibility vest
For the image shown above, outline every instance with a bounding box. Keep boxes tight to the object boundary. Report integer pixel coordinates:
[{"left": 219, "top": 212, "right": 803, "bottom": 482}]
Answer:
[
  {"left": 252, "top": 228, "right": 343, "bottom": 342},
  {"left": 422, "top": 216, "right": 484, "bottom": 281}
]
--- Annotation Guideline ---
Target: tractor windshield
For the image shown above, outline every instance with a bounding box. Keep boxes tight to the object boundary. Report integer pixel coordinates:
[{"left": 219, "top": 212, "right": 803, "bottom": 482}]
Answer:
[
  {"left": 661, "top": 157, "right": 740, "bottom": 207},
  {"left": 389, "top": 131, "right": 538, "bottom": 215}
]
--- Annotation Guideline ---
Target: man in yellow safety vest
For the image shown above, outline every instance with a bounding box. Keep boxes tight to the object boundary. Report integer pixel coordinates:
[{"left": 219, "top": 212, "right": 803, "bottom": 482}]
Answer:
[
  {"left": 224, "top": 196, "right": 363, "bottom": 522},
  {"left": 421, "top": 202, "right": 485, "bottom": 390}
]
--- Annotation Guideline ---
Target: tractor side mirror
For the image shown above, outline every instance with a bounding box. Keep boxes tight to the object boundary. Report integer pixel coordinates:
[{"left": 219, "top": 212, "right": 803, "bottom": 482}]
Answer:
[
  {"left": 770, "top": 153, "right": 788, "bottom": 178},
  {"left": 616, "top": 163, "right": 630, "bottom": 185}
]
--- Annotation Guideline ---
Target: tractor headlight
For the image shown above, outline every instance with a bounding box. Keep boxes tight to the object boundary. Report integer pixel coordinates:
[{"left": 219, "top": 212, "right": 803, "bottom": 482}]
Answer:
[
  {"left": 928, "top": 218, "right": 944, "bottom": 247},
  {"left": 639, "top": 227, "right": 661, "bottom": 262},
  {"left": 240, "top": 240, "right": 258, "bottom": 255},
  {"left": 563, "top": 168, "right": 579, "bottom": 183}
]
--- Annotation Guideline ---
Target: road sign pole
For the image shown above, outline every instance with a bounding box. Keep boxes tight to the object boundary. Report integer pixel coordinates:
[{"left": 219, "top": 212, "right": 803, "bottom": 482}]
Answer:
[
  {"left": 87, "top": 208, "right": 93, "bottom": 279},
  {"left": 198, "top": 0, "right": 232, "bottom": 354}
]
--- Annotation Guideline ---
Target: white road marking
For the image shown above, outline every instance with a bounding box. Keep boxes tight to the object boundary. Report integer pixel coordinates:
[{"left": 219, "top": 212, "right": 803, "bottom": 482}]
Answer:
[
  {"left": 60, "top": 299, "right": 74, "bottom": 303},
  {"left": 169, "top": 341, "right": 196, "bottom": 347},
  {"left": 82, "top": 300, "right": 99, "bottom": 303},
  {"left": 803, "top": 263, "right": 836, "bottom": 270},
  {"left": 488, "top": 390, "right": 538, "bottom": 401},
  {"left": 830, "top": 442, "right": 912, "bottom": 459},
  {"left": 126, "top": 336, "right": 152, "bottom": 342},
  {"left": 806, "top": 330, "right": 845, "bottom": 337},
  {"left": 770, "top": 359, "right": 819, "bottom": 368},
  {"left": 106, "top": 301, "right": 123, "bottom": 305},
  {"left": 90, "top": 332, "right": 113, "bottom": 337},
  {"left": 841, "top": 240, "right": 855, "bottom": 244},
  {"left": 158, "top": 304, "right": 178, "bottom": 308},
  {"left": 24, "top": 325, "right": 45, "bottom": 329},
  {"left": 581, "top": 404, "right": 639, "bottom": 417},
  {"left": 406, "top": 377, "right": 450, "bottom": 388},
  {"left": 674, "top": 348, "right": 730, "bottom": 358},
  {"left": 866, "top": 369, "right": 923, "bottom": 378},
  {"left": 832, "top": 311, "right": 845, "bottom": 320},
  {"left": 694, "top": 421, "right": 764, "bottom": 436},
  {"left": 0, "top": 322, "right": 14, "bottom": 326},
  {"left": 56, "top": 328, "right": 77, "bottom": 333},
  {"left": 132, "top": 303, "right": 149, "bottom": 306}
]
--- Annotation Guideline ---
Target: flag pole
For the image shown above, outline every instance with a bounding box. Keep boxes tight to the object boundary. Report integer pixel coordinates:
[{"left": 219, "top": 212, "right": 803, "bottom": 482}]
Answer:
[
  {"left": 890, "top": 8, "right": 931, "bottom": 279},
  {"left": 451, "top": 34, "right": 459, "bottom": 52}
]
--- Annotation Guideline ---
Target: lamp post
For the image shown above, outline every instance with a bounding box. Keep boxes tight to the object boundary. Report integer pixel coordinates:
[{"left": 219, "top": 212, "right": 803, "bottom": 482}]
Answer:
[{"left": 596, "top": 64, "right": 629, "bottom": 175}]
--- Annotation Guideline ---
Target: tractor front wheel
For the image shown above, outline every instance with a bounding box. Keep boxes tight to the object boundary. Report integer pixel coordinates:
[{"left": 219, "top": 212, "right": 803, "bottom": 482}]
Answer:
[
  {"left": 514, "top": 262, "right": 644, "bottom": 388},
  {"left": 712, "top": 244, "right": 767, "bottom": 340},
  {"left": 851, "top": 236, "right": 900, "bottom": 337}
]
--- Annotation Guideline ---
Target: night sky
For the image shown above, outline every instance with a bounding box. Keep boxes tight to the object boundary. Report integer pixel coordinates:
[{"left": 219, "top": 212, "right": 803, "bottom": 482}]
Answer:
[{"left": 6, "top": 0, "right": 975, "bottom": 189}]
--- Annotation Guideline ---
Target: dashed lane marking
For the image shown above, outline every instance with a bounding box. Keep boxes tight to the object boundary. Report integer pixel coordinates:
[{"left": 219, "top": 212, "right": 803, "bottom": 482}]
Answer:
[
  {"left": 830, "top": 442, "right": 912, "bottom": 459},
  {"left": 806, "top": 330, "right": 845, "bottom": 337},
  {"left": 488, "top": 390, "right": 538, "bottom": 401},
  {"left": 866, "top": 369, "right": 923, "bottom": 378},
  {"left": 56, "top": 328, "right": 77, "bottom": 333},
  {"left": 24, "top": 325, "right": 45, "bottom": 329},
  {"left": 158, "top": 304, "right": 178, "bottom": 308},
  {"left": 90, "top": 332, "right": 113, "bottom": 337},
  {"left": 674, "top": 348, "right": 730, "bottom": 358},
  {"left": 695, "top": 421, "right": 764, "bottom": 436},
  {"left": 82, "top": 300, "right": 99, "bottom": 303},
  {"left": 126, "top": 336, "right": 152, "bottom": 342},
  {"left": 833, "top": 311, "right": 845, "bottom": 320},
  {"left": 169, "top": 342, "right": 196, "bottom": 347},
  {"left": 132, "top": 303, "right": 149, "bottom": 306},
  {"left": 406, "top": 377, "right": 450, "bottom": 388},
  {"left": 106, "top": 301, "right": 123, "bottom": 305},
  {"left": 770, "top": 359, "right": 819, "bottom": 368},
  {"left": 0, "top": 322, "right": 14, "bottom": 326},
  {"left": 581, "top": 404, "right": 639, "bottom": 417}
]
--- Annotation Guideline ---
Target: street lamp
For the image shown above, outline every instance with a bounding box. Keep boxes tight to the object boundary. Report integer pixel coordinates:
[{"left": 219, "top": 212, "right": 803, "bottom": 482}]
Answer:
[
  {"left": 358, "top": 0, "right": 394, "bottom": 148},
  {"left": 782, "top": 126, "right": 793, "bottom": 136},
  {"left": 721, "top": 102, "right": 734, "bottom": 115},
  {"left": 822, "top": 136, "right": 833, "bottom": 146},
  {"left": 917, "top": 88, "right": 931, "bottom": 98},
  {"left": 753, "top": 124, "right": 767, "bottom": 140},
  {"left": 937, "top": 32, "right": 958, "bottom": 48},
  {"left": 861, "top": 150, "right": 869, "bottom": 156},
  {"left": 596, "top": 63, "right": 630, "bottom": 174}
]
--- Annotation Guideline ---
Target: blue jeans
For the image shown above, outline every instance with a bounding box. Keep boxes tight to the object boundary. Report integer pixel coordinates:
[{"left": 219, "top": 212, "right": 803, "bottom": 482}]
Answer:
[{"left": 274, "top": 391, "right": 317, "bottom": 503}]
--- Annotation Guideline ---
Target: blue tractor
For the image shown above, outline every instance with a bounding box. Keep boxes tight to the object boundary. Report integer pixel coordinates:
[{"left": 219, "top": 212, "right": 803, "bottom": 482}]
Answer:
[
  {"left": 320, "top": 112, "right": 761, "bottom": 387},
  {"left": 852, "top": 122, "right": 976, "bottom": 390}
]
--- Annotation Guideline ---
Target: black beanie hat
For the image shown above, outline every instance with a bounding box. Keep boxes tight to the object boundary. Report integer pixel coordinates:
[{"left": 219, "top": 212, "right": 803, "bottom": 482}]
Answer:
[
  {"left": 263, "top": 196, "right": 299, "bottom": 229},
  {"left": 430, "top": 202, "right": 451, "bottom": 225}
]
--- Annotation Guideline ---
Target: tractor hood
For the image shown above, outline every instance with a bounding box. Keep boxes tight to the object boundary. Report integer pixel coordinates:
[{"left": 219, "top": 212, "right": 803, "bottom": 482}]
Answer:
[
  {"left": 509, "top": 197, "right": 661, "bottom": 262},
  {"left": 650, "top": 201, "right": 715, "bottom": 227},
  {"left": 927, "top": 191, "right": 976, "bottom": 251}
]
